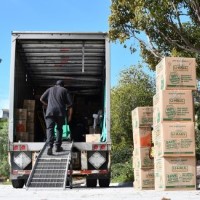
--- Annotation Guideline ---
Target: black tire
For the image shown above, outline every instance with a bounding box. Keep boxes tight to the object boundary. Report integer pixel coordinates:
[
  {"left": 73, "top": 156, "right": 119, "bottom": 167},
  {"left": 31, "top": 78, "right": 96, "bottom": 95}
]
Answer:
[
  {"left": 12, "top": 179, "right": 24, "bottom": 188},
  {"left": 24, "top": 178, "right": 28, "bottom": 186},
  {"left": 99, "top": 178, "right": 110, "bottom": 187},
  {"left": 86, "top": 178, "right": 97, "bottom": 187},
  {"left": 66, "top": 163, "right": 73, "bottom": 188}
]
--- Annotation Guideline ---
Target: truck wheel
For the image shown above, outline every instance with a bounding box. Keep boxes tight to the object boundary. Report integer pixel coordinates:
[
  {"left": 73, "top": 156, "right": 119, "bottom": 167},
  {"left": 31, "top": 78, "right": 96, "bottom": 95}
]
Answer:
[
  {"left": 66, "top": 163, "right": 73, "bottom": 189},
  {"left": 12, "top": 179, "right": 24, "bottom": 188},
  {"left": 24, "top": 178, "right": 28, "bottom": 186},
  {"left": 86, "top": 178, "right": 97, "bottom": 187},
  {"left": 99, "top": 178, "right": 110, "bottom": 187}
]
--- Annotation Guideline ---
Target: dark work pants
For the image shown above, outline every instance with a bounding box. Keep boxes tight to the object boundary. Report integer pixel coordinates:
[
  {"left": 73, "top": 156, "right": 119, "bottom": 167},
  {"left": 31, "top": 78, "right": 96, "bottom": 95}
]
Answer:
[{"left": 45, "top": 116, "right": 65, "bottom": 148}]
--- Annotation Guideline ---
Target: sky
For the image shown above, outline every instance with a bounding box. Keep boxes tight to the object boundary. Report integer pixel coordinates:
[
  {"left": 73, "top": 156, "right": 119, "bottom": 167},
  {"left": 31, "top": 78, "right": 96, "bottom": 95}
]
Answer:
[{"left": 0, "top": 0, "right": 153, "bottom": 110}]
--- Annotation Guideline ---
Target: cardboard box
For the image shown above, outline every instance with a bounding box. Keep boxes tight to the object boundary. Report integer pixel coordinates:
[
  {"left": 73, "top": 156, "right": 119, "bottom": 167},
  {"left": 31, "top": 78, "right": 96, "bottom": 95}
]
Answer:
[
  {"left": 133, "top": 147, "right": 154, "bottom": 169},
  {"left": 156, "top": 57, "right": 197, "bottom": 91},
  {"left": 16, "top": 120, "right": 26, "bottom": 132},
  {"left": 154, "top": 157, "right": 196, "bottom": 190},
  {"left": 71, "top": 152, "right": 81, "bottom": 169},
  {"left": 133, "top": 127, "right": 152, "bottom": 148},
  {"left": 153, "top": 90, "right": 194, "bottom": 126},
  {"left": 134, "top": 169, "right": 154, "bottom": 190},
  {"left": 27, "top": 122, "right": 34, "bottom": 133},
  {"left": 27, "top": 111, "right": 35, "bottom": 122},
  {"left": 16, "top": 132, "right": 29, "bottom": 142},
  {"left": 16, "top": 109, "right": 27, "bottom": 120},
  {"left": 86, "top": 134, "right": 101, "bottom": 142},
  {"left": 153, "top": 122, "right": 195, "bottom": 157},
  {"left": 29, "top": 133, "right": 34, "bottom": 142},
  {"left": 23, "top": 100, "right": 35, "bottom": 111},
  {"left": 131, "top": 107, "right": 153, "bottom": 131},
  {"left": 89, "top": 126, "right": 100, "bottom": 134}
]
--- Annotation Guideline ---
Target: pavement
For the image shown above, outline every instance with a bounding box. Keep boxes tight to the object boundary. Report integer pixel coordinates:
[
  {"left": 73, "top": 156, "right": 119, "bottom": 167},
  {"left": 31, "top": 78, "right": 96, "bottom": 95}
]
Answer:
[{"left": 0, "top": 184, "right": 200, "bottom": 200}]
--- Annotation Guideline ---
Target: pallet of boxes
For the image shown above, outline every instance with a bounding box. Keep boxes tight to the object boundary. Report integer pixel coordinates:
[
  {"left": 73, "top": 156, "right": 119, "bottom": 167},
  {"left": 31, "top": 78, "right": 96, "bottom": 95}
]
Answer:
[
  {"left": 153, "top": 57, "right": 197, "bottom": 190},
  {"left": 132, "top": 107, "right": 154, "bottom": 190},
  {"left": 15, "top": 100, "right": 35, "bottom": 142}
]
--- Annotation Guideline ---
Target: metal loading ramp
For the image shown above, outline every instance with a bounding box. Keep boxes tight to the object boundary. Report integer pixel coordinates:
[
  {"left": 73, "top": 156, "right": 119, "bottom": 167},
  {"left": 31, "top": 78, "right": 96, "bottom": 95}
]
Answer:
[{"left": 26, "top": 142, "right": 73, "bottom": 189}]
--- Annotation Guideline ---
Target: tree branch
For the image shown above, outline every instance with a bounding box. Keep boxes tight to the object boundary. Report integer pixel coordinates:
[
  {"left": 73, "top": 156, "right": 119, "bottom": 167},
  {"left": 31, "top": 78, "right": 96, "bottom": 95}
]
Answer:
[
  {"left": 157, "top": 26, "right": 200, "bottom": 54},
  {"left": 168, "top": 22, "right": 200, "bottom": 52},
  {"left": 130, "top": 30, "right": 162, "bottom": 58},
  {"left": 171, "top": 1, "right": 183, "bottom": 30},
  {"left": 187, "top": 0, "right": 200, "bottom": 25}
]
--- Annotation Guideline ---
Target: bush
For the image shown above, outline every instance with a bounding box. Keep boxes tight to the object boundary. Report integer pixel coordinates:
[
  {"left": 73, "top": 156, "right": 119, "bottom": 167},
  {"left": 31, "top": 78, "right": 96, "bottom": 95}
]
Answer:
[
  {"left": 111, "top": 145, "right": 132, "bottom": 164},
  {"left": 0, "top": 119, "right": 9, "bottom": 179},
  {"left": 111, "top": 144, "right": 134, "bottom": 183},
  {"left": 111, "top": 161, "right": 134, "bottom": 183},
  {"left": 194, "top": 101, "right": 200, "bottom": 158}
]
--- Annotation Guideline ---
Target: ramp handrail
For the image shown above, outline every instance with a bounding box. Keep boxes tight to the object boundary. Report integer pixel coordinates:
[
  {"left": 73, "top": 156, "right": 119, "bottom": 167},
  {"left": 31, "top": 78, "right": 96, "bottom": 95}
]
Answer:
[
  {"left": 63, "top": 142, "right": 73, "bottom": 189},
  {"left": 26, "top": 142, "right": 48, "bottom": 189}
]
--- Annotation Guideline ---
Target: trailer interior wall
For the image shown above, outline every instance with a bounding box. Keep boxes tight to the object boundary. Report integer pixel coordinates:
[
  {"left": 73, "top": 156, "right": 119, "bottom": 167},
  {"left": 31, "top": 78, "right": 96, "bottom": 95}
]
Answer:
[{"left": 15, "top": 51, "right": 34, "bottom": 108}]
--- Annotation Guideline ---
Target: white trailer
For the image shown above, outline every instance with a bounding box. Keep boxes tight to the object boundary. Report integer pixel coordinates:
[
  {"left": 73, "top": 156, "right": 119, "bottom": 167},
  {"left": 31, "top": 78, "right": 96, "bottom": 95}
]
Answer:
[{"left": 8, "top": 32, "right": 111, "bottom": 188}]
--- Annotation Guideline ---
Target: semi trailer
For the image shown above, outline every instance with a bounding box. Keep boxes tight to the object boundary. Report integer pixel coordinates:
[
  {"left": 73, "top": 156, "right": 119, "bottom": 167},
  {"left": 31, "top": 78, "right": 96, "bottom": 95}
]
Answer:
[{"left": 8, "top": 32, "right": 111, "bottom": 188}]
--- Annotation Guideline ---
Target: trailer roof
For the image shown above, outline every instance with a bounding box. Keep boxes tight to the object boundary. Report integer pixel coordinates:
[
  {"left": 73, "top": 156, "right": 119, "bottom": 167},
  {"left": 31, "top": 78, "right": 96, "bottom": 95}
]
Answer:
[{"left": 13, "top": 32, "right": 108, "bottom": 95}]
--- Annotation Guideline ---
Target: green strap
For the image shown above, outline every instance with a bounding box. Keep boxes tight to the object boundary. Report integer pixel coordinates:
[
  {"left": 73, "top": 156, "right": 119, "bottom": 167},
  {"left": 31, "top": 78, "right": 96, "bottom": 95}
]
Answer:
[
  {"left": 101, "top": 87, "right": 107, "bottom": 142},
  {"left": 54, "top": 118, "right": 70, "bottom": 139}
]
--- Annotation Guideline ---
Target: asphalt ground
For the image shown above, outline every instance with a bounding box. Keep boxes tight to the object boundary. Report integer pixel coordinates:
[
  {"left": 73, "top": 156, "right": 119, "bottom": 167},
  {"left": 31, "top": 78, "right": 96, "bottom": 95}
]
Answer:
[{"left": 0, "top": 183, "right": 200, "bottom": 200}]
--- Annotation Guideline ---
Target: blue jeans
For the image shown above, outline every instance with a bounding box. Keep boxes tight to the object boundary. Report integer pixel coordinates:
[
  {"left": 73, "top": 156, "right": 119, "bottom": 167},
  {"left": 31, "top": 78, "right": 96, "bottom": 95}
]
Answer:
[{"left": 45, "top": 116, "right": 65, "bottom": 148}]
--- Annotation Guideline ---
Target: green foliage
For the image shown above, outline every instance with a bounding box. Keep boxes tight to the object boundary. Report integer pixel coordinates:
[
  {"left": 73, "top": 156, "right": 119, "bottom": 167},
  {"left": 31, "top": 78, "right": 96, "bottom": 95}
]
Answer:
[
  {"left": 111, "top": 66, "right": 155, "bottom": 182},
  {"left": 0, "top": 119, "right": 9, "bottom": 179},
  {"left": 111, "top": 65, "right": 155, "bottom": 146},
  {"left": 111, "top": 142, "right": 133, "bottom": 182},
  {"left": 112, "top": 144, "right": 133, "bottom": 165},
  {"left": 196, "top": 128, "right": 200, "bottom": 157},
  {"left": 111, "top": 161, "right": 134, "bottom": 183},
  {"left": 194, "top": 99, "right": 200, "bottom": 157},
  {"left": 109, "top": 0, "right": 200, "bottom": 76}
]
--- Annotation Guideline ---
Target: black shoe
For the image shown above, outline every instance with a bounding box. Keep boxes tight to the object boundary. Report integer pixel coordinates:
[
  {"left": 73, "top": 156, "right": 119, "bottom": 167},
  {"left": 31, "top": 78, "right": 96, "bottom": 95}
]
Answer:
[
  {"left": 55, "top": 146, "right": 63, "bottom": 152},
  {"left": 47, "top": 148, "right": 53, "bottom": 155}
]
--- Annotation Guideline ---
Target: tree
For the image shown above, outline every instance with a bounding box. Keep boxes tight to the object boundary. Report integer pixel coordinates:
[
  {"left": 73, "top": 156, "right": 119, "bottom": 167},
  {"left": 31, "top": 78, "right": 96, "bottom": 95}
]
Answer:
[
  {"left": 109, "top": 0, "right": 200, "bottom": 77},
  {"left": 0, "top": 119, "right": 9, "bottom": 179},
  {"left": 111, "top": 65, "right": 155, "bottom": 182},
  {"left": 194, "top": 99, "right": 200, "bottom": 158},
  {"left": 111, "top": 65, "right": 155, "bottom": 145}
]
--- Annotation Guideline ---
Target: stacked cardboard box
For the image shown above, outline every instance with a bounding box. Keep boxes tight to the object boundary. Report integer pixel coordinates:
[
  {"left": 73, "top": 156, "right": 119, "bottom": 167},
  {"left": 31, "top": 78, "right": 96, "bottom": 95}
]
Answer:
[
  {"left": 15, "top": 109, "right": 28, "bottom": 142},
  {"left": 24, "top": 100, "right": 35, "bottom": 142},
  {"left": 153, "top": 122, "right": 195, "bottom": 158},
  {"left": 153, "top": 57, "right": 197, "bottom": 191},
  {"left": 154, "top": 157, "right": 196, "bottom": 190},
  {"left": 156, "top": 57, "right": 197, "bottom": 91},
  {"left": 15, "top": 100, "right": 35, "bottom": 142},
  {"left": 132, "top": 107, "right": 154, "bottom": 190},
  {"left": 23, "top": 100, "right": 35, "bottom": 111}
]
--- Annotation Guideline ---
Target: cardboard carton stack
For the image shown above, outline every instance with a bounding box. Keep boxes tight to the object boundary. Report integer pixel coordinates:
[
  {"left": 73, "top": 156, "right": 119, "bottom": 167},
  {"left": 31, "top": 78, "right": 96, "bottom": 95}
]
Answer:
[
  {"left": 153, "top": 57, "right": 197, "bottom": 191},
  {"left": 15, "top": 109, "right": 28, "bottom": 141},
  {"left": 15, "top": 100, "right": 35, "bottom": 142},
  {"left": 132, "top": 107, "right": 154, "bottom": 190},
  {"left": 23, "top": 100, "right": 35, "bottom": 142}
]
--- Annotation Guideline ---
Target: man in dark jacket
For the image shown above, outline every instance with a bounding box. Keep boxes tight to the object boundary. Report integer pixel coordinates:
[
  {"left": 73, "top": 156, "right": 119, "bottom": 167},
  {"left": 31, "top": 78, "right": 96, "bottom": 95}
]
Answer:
[{"left": 40, "top": 80, "right": 73, "bottom": 155}]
